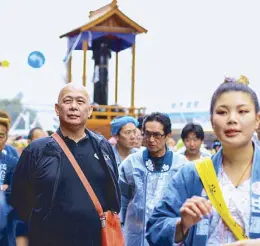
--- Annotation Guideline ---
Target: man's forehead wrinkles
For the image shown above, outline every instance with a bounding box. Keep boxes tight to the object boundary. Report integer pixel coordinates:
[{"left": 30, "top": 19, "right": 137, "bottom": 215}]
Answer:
[
  {"left": 59, "top": 92, "right": 89, "bottom": 103},
  {"left": 63, "top": 95, "right": 86, "bottom": 99}
]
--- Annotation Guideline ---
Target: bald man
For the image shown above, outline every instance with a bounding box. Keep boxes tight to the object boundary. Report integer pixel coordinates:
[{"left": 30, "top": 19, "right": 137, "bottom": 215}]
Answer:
[
  {"left": 11, "top": 84, "right": 121, "bottom": 246},
  {"left": 27, "top": 127, "right": 48, "bottom": 143}
]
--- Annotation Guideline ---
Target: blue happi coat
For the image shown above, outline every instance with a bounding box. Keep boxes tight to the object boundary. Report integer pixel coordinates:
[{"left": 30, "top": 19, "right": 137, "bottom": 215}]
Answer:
[
  {"left": 146, "top": 143, "right": 260, "bottom": 245},
  {"left": 0, "top": 178, "right": 7, "bottom": 231},
  {"left": 0, "top": 150, "right": 18, "bottom": 245},
  {"left": 119, "top": 147, "right": 188, "bottom": 246},
  {"left": 112, "top": 144, "right": 136, "bottom": 167}
]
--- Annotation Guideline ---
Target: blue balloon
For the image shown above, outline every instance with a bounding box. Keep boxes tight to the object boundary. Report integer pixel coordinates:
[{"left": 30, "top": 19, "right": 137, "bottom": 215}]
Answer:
[{"left": 28, "top": 51, "right": 45, "bottom": 68}]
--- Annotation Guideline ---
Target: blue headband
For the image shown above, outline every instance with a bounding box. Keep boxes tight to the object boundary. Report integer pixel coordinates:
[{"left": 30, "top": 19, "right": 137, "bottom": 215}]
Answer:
[{"left": 110, "top": 116, "right": 139, "bottom": 136}]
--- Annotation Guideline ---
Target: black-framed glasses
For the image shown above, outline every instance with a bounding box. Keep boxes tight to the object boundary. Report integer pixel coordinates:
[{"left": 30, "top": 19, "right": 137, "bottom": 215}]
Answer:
[{"left": 143, "top": 131, "right": 165, "bottom": 140}]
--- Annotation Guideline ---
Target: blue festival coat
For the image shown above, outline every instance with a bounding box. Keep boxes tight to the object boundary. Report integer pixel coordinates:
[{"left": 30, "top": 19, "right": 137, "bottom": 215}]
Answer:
[
  {"left": 146, "top": 143, "right": 260, "bottom": 245},
  {"left": 119, "top": 148, "right": 187, "bottom": 246},
  {"left": 0, "top": 151, "right": 18, "bottom": 245}
]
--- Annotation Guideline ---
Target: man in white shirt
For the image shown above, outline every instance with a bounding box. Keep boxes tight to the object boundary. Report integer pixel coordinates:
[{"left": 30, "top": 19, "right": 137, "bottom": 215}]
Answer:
[{"left": 178, "top": 123, "right": 211, "bottom": 161}]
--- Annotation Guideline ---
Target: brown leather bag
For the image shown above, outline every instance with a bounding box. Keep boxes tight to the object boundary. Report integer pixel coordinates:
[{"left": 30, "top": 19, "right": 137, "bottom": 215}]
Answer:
[{"left": 52, "top": 133, "right": 125, "bottom": 246}]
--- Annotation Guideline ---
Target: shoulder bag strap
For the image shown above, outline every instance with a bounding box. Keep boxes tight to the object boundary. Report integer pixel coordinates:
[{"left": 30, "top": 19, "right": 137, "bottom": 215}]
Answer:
[
  {"left": 195, "top": 157, "right": 249, "bottom": 241},
  {"left": 52, "top": 132, "right": 104, "bottom": 217}
]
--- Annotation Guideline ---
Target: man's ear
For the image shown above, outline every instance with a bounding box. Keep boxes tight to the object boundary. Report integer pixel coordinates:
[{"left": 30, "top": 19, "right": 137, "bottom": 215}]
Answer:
[
  {"left": 55, "top": 103, "right": 59, "bottom": 116},
  {"left": 88, "top": 105, "right": 93, "bottom": 118},
  {"left": 114, "top": 134, "right": 119, "bottom": 142}
]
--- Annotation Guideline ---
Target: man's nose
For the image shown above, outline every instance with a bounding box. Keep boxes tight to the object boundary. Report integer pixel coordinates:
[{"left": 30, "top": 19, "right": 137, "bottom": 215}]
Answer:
[
  {"left": 189, "top": 140, "right": 195, "bottom": 147},
  {"left": 148, "top": 135, "right": 155, "bottom": 142},
  {"left": 70, "top": 100, "right": 78, "bottom": 109}
]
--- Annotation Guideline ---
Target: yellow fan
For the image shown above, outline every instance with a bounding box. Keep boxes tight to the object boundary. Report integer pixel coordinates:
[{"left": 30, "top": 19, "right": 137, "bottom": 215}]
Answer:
[{"left": 0, "top": 60, "right": 10, "bottom": 67}]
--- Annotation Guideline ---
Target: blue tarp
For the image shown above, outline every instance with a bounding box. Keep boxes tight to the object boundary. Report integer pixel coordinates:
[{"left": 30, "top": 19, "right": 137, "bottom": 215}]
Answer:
[{"left": 68, "top": 31, "right": 136, "bottom": 53}]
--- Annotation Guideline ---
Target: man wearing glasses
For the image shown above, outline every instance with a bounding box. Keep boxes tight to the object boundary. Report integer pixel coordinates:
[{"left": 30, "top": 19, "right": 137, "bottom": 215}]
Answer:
[
  {"left": 110, "top": 116, "right": 139, "bottom": 166},
  {"left": 119, "top": 112, "right": 188, "bottom": 246}
]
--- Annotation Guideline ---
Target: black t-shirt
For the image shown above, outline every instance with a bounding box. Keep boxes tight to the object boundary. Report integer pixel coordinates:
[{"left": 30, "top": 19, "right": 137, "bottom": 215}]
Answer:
[
  {"left": 48, "top": 131, "right": 109, "bottom": 245},
  {"left": 148, "top": 152, "right": 165, "bottom": 172}
]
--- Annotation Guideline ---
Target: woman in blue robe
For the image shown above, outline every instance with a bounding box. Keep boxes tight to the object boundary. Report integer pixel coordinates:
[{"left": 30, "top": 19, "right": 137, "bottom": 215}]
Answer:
[{"left": 146, "top": 79, "right": 260, "bottom": 245}]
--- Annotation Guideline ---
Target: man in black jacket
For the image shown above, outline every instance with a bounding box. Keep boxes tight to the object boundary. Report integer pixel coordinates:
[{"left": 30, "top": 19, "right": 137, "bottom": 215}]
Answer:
[{"left": 11, "top": 83, "right": 121, "bottom": 246}]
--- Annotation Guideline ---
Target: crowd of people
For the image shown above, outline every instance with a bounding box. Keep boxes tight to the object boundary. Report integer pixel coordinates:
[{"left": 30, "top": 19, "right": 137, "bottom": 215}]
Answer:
[{"left": 1, "top": 78, "right": 260, "bottom": 245}]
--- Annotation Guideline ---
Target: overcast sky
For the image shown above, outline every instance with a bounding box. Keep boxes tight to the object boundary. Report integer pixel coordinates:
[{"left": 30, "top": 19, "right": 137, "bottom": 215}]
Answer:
[{"left": 1, "top": 0, "right": 260, "bottom": 114}]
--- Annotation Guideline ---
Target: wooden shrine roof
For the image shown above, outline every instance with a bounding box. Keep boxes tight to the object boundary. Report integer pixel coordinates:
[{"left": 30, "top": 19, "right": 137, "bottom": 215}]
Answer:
[{"left": 60, "top": 1, "right": 147, "bottom": 38}]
